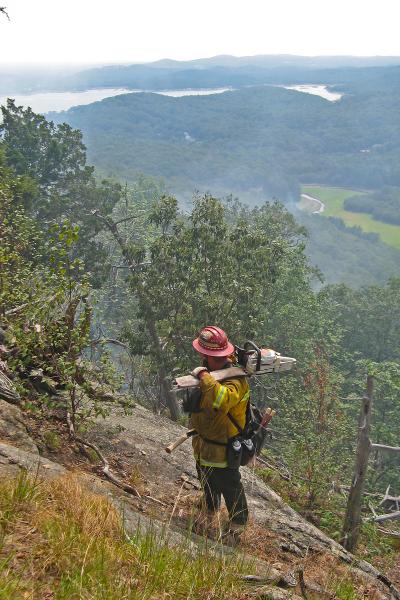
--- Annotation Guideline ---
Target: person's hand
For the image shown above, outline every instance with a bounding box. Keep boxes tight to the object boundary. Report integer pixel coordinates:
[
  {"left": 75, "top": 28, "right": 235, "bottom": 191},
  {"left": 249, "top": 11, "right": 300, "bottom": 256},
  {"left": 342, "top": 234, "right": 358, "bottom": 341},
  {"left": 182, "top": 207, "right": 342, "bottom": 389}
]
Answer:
[{"left": 191, "top": 366, "right": 208, "bottom": 379}]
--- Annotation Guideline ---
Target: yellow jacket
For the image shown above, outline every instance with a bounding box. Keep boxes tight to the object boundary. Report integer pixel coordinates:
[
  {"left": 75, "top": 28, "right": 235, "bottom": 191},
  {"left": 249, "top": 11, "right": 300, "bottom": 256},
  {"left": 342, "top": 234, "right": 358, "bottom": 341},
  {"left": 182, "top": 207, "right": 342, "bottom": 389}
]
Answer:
[{"left": 190, "top": 372, "right": 250, "bottom": 468}]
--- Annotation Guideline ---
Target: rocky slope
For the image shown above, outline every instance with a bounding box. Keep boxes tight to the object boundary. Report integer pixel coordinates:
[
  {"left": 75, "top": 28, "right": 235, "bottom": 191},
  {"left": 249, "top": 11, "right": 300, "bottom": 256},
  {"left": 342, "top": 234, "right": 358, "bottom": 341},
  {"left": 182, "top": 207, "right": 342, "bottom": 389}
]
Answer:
[{"left": 0, "top": 398, "right": 399, "bottom": 599}]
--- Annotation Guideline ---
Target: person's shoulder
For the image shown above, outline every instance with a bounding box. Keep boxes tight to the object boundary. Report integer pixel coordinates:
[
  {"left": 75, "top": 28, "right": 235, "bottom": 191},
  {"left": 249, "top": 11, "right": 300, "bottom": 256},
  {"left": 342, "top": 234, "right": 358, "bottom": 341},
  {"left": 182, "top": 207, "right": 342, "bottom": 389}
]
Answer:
[{"left": 223, "top": 376, "right": 249, "bottom": 389}]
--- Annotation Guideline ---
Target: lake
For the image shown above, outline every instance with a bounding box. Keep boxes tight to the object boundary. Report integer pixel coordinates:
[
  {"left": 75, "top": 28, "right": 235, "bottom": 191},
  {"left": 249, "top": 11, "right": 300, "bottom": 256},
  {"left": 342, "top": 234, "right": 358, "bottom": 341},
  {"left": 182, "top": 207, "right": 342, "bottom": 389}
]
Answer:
[
  {"left": 0, "top": 85, "right": 343, "bottom": 113},
  {"left": 280, "top": 84, "right": 343, "bottom": 102},
  {"left": 0, "top": 83, "right": 341, "bottom": 114},
  {"left": 0, "top": 87, "right": 234, "bottom": 113}
]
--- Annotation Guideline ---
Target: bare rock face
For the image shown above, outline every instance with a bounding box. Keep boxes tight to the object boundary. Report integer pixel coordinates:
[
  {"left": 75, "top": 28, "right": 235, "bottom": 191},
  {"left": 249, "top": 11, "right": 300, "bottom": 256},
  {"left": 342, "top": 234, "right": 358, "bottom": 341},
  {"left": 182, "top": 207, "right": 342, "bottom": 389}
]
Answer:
[
  {"left": 0, "top": 441, "right": 63, "bottom": 476},
  {"left": 0, "top": 366, "right": 21, "bottom": 404},
  {"left": 0, "top": 399, "right": 38, "bottom": 454}
]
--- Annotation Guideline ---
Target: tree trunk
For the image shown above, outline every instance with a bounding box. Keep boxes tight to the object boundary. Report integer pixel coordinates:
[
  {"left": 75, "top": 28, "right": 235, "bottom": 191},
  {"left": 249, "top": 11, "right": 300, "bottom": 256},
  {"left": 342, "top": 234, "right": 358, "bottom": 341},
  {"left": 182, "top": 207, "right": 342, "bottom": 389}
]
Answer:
[
  {"left": 341, "top": 375, "right": 374, "bottom": 552},
  {"left": 93, "top": 210, "right": 180, "bottom": 421},
  {"left": 138, "top": 298, "right": 180, "bottom": 421}
]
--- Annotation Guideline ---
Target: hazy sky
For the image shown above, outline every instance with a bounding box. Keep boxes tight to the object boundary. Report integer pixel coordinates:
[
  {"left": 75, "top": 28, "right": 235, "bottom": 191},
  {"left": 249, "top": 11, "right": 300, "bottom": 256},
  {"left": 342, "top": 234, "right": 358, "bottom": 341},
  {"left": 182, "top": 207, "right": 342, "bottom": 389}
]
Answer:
[{"left": 1, "top": 0, "right": 400, "bottom": 65}]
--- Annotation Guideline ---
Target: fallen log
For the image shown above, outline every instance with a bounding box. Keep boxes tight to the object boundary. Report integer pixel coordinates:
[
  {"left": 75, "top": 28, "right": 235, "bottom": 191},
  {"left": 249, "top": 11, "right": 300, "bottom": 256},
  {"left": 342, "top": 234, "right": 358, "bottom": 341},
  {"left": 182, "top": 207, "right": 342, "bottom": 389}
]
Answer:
[
  {"left": 372, "top": 510, "right": 400, "bottom": 523},
  {"left": 371, "top": 443, "right": 400, "bottom": 453}
]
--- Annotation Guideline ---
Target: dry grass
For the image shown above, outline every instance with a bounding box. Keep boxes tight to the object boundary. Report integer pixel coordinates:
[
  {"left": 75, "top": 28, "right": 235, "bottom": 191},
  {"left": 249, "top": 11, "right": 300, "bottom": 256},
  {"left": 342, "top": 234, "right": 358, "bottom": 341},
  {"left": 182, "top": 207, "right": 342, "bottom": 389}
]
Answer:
[
  {"left": 0, "top": 471, "right": 247, "bottom": 600},
  {"left": 0, "top": 471, "right": 392, "bottom": 600}
]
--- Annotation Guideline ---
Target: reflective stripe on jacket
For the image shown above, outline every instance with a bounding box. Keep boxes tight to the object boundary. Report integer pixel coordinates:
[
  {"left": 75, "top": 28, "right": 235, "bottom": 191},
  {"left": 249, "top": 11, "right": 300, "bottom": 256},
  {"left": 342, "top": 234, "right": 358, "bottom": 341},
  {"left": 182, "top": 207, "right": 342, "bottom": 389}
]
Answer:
[{"left": 190, "top": 372, "right": 250, "bottom": 468}]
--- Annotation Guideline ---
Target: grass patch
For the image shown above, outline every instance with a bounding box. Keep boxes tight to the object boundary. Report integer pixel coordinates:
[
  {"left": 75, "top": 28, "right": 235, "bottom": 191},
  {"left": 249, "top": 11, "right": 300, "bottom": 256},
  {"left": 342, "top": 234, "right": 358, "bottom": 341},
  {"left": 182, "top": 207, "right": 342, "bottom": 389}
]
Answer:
[
  {"left": 42, "top": 429, "right": 61, "bottom": 452},
  {"left": 332, "top": 577, "right": 358, "bottom": 600},
  {"left": 0, "top": 471, "right": 247, "bottom": 599},
  {"left": 301, "top": 185, "right": 400, "bottom": 249}
]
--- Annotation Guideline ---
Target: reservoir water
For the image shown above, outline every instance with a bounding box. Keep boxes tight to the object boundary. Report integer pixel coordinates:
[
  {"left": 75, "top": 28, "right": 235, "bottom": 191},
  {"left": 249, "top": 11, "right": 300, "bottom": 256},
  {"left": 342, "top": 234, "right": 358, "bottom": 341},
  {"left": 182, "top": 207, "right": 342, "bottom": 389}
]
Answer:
[
  {"left": 0, "top": 87, "right": 233, "bottom": 114},
  {"left": 0, "top": 83, "right": 341, "bottom": 114},
  {"left": 280, "top": 84, "right": 343, "bottom": 102}
]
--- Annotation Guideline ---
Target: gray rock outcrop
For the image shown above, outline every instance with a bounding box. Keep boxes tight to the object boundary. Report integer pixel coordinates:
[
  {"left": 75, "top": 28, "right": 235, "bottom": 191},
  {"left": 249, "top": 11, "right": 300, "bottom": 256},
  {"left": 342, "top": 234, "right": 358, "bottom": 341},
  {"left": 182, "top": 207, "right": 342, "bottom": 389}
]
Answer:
[{"left": 0, "top": 399, "right": 38, "bottom": 453}]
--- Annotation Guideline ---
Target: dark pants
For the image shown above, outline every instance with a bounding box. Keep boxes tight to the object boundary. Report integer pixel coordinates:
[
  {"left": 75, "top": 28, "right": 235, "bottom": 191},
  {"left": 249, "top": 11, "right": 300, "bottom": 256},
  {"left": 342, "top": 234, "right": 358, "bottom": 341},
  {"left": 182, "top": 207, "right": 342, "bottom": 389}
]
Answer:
[{"left": 196, "top": 463, "right": 248, "bottom": 525}]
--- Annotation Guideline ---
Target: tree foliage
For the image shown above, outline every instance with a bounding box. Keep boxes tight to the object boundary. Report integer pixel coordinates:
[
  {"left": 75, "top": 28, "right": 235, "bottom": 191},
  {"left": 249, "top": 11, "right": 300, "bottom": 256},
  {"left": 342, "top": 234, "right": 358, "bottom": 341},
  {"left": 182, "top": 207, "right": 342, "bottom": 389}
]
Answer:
[
  {"left": 0, "top": 99, "right": 123, "bottom": 285},
  {"left": 0, "top": 131, "right": 119, "bottom": 425}
]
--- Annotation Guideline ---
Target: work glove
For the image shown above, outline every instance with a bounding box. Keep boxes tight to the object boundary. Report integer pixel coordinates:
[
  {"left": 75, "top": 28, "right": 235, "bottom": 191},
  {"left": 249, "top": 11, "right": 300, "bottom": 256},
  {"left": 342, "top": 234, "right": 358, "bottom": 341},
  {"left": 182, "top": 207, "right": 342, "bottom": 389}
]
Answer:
[{"left": 191, "top": 366, "right": 208, "bottom": 379}]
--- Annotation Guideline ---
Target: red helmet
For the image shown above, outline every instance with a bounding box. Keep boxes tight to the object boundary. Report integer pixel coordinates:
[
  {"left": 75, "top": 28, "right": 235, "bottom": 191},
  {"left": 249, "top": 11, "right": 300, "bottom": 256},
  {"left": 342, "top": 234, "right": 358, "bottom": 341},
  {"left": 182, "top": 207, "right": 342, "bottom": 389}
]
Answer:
[{"left": 192, "top": 326, "right": 235, "bottom": 357}]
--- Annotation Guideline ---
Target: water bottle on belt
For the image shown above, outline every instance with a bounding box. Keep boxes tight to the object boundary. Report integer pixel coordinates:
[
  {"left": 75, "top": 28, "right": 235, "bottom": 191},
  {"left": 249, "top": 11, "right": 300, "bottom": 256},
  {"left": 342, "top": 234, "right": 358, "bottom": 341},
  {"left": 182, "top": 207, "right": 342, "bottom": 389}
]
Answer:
[
  {"left": 240, "top": 438, "right": 255, "bottom": 465},
  {"left": 228, "top": 438, "right": 242, "bottom": 468}
]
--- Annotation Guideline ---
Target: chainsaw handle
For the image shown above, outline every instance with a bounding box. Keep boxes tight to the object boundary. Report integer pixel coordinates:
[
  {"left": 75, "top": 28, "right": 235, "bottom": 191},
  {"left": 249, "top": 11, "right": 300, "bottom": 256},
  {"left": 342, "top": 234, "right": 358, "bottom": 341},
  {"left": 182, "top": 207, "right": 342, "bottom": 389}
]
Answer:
[{"left": 244, "top": 340, "right": 262, "bottom": 372}]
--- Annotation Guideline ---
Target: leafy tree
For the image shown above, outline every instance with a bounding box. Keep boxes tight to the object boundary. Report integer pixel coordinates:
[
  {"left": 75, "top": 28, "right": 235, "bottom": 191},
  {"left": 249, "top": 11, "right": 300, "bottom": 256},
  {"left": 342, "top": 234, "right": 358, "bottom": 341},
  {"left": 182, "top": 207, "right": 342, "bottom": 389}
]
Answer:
[
  {"left": 0, "top": 152, "right": 119, "bottom": 425},
  {"left": 321, "top": 279, "right": 400, "bottom": 363},
  {"left": 1, "top": 99, "right": 92, "bottom": 200},
  {"left": 0, "top": 100, "right": 124, "bottom": 285},
  {"left": 93, "top": 191, "right": 321, "bottom": 419}
]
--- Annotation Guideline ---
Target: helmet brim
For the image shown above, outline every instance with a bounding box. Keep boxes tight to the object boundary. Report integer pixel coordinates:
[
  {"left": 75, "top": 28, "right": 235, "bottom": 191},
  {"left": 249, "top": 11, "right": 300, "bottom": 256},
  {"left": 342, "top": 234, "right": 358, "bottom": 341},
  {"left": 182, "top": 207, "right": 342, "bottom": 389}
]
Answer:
[{"left": 192, "top": 338, "right": 235, "bottom": 357}]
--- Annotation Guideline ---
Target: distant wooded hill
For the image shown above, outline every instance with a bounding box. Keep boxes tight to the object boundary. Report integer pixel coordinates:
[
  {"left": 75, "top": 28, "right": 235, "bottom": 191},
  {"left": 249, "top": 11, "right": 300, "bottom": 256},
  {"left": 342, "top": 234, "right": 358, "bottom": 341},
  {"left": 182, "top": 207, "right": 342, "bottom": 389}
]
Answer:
[
  {"left": 48, "top": 63, "right": 400, "bottom": 286},
  {"left": 51, "top": 66, "right": 400, "bottom": 201},
  {"left": 48, "top": 60, "right": 400, "bottom": 95},
  {"left": 2, "top": 54, "right": 400, "bottom": 94}
]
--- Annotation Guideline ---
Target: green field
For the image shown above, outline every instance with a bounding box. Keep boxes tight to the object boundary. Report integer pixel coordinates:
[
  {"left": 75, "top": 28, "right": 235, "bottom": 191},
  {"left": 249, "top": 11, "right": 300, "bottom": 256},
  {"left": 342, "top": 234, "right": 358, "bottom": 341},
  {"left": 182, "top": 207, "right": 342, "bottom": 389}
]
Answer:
[{"left": 301, "top": 186, "right": 400, "bottom": 250}]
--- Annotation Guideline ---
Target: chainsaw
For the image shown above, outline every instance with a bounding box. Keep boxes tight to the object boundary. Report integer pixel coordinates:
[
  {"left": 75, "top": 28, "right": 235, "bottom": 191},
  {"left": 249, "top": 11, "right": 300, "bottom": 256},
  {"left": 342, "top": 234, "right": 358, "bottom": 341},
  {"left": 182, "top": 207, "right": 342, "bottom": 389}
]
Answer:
[{"left": 172, "top": 341, "right": 296, "bottom": 390}]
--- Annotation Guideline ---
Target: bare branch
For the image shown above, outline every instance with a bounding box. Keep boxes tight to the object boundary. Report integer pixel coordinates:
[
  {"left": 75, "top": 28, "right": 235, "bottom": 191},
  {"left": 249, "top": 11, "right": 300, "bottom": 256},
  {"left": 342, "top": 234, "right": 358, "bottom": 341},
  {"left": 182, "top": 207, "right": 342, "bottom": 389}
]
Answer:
[
  {"left": 88, "top": 338, "right": 129, "bottom": 350},
  {"left": 144, "top": 495, "right": 167, "bottom": 507},
  {"left": 368, "top": 501, "right": 377, "bottom": 518},
  {"left": 377, "top": 527, "right": 400, "bottom": 538},
  {"left": 378, "top": 484, "right": 391, "bottom": 507},
  {"left": 114, "top": 212, "right": 146, "bottom": 226},
  {"left": 371, "top": 443, "right": 400, "bottom": 453},
  {"left": 4, "top": 294, "right": 57, "bottom": 316},
  {"left": 372, "top": 511, "right": 400, "bottom": 523},
  {"left": 67, "top": 412, "right": 141, "bottom": 498},
  {"left": 256, "top": 456, "right": 292, "bottom": 482},
  {"left": 0, "top": 6, "right": 10, "bottom": 20}
]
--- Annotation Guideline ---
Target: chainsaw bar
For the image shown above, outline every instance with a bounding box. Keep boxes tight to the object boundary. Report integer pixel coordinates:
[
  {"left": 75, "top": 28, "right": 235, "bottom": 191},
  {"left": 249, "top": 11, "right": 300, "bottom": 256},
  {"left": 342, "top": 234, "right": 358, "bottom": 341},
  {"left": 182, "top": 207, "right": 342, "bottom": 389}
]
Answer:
[{"left": 173, "top": 355, "right": 296, "bottom": 390}]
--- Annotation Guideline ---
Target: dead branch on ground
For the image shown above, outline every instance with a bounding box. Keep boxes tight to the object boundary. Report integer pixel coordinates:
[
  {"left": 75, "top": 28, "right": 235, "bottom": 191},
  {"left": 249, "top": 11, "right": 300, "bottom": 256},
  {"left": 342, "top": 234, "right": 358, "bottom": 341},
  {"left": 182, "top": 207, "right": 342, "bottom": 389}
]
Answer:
[
  {"left": 371, "top": 510, "right": 400, "bottom": 523},
  {"left": 377, "top": 526, "right": 400, "bottom": 538},
  {"left": 371, "top": 443, "right": 400, "bottom": 453},
  {"left": 66, "top": 412, "right": 141, "bottom": 498}
]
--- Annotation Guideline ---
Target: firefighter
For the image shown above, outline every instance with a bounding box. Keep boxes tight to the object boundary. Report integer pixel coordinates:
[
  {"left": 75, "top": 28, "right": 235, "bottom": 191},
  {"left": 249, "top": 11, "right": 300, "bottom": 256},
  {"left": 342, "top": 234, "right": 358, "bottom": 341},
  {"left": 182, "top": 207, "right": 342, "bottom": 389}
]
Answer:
[{"left": 189, "top": 325, "right": 249, "bottom": 538}]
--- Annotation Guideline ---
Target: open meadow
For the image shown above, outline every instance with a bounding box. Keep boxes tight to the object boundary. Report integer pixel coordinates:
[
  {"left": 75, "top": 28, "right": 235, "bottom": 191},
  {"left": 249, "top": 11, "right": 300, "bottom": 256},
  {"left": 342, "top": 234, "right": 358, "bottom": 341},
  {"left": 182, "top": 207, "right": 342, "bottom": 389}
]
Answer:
[{"left": 301, "top": 186, "right": 400, "bottom": 250}]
